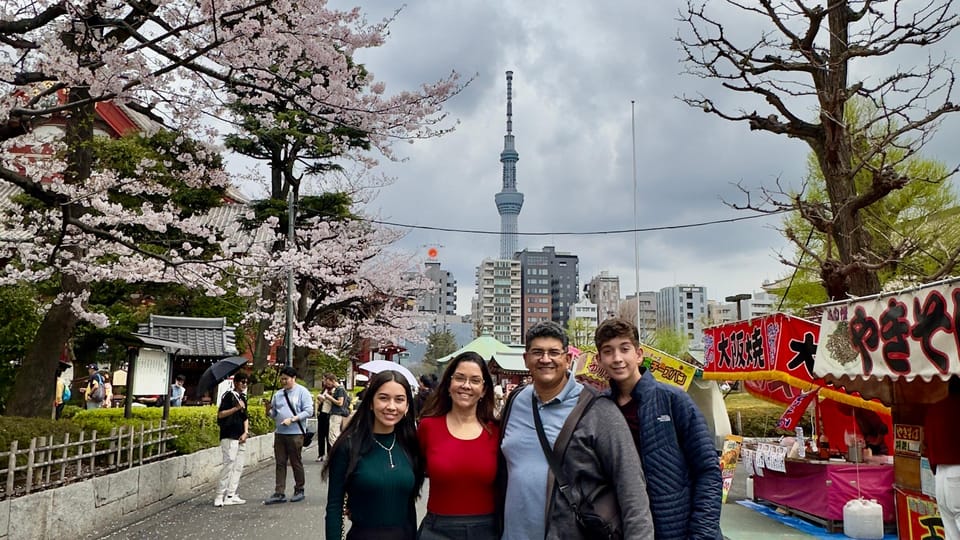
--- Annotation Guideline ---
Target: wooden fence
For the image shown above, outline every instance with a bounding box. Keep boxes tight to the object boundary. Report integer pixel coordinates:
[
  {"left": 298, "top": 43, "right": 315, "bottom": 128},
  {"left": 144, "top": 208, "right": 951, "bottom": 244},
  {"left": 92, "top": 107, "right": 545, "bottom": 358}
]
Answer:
[{"left": 0, "top": 421, "right": 178, "bottom": 500}]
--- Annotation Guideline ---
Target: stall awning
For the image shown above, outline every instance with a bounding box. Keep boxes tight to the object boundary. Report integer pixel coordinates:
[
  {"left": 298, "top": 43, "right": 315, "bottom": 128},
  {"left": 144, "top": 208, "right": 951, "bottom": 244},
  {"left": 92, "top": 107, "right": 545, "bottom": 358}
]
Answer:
[
  {"left": 703, "top": 313, "right": 889, "bottom": 413},
  {"left": 811, "top": 277, "right": 960, "bottom": 404}
]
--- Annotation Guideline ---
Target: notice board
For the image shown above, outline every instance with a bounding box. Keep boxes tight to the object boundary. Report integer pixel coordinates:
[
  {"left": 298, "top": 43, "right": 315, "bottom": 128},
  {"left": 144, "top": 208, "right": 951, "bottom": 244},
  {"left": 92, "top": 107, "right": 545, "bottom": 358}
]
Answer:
[{"left": 131, "top": 348, "right": 170, "bottom": 396}]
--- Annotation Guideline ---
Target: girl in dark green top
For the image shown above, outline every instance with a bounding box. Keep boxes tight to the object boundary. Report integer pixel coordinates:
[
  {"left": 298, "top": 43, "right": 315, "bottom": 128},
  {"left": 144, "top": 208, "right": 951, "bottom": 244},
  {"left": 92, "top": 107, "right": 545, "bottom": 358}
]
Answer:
[{"left": 324, "top": 371, "right": 423, "bottom": 540}]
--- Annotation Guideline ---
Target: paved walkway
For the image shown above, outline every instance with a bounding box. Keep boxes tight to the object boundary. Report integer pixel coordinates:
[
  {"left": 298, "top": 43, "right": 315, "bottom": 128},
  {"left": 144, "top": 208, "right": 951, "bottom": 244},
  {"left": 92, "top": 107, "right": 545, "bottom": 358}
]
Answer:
[{"left": 95, "top": 454, "right": 819, "bottom": 539}]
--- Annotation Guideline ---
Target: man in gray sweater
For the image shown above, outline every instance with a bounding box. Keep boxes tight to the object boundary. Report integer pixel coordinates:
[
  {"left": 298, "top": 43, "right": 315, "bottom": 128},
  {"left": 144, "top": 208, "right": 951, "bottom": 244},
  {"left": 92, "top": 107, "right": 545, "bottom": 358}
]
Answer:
[{"left": 500, "top": 321, "right": 654, "bottom": 540}]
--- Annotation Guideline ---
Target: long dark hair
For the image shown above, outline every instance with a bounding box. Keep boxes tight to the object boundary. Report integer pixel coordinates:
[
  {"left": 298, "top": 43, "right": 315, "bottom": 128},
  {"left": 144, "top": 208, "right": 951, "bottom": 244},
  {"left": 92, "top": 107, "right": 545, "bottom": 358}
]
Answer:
[
  {"left": 420, "top": 351, "right": 498, "bottom": 430},
  {"left": 322, "top": 371, "right": 423, "bottom": 491}
]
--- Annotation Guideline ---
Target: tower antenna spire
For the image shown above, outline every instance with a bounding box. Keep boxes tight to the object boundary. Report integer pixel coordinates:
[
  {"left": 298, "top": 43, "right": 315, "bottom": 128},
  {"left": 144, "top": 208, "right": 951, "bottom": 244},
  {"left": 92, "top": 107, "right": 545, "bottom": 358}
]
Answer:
[
  {"left": 506, "top": 70, "right": 513, "bottom": 134},
  {"left": 496, "top": 70, "right": 523, "bottom": 259}
]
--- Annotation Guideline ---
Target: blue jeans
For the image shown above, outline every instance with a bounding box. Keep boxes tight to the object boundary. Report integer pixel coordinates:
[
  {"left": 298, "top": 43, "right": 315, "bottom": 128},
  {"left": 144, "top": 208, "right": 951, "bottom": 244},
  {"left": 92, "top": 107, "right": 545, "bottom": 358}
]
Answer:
[{"left": 417, "top": 513, "right": 498, "bottom": 540}]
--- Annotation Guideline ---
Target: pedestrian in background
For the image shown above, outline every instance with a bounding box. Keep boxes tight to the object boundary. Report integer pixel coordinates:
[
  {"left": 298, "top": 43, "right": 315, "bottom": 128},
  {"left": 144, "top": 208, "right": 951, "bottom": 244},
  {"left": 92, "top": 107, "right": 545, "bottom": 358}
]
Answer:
[
  {"left": 264, "top": 366, "right": 313, "bottom": 504},
  {"left": 170, "top": 374, "right": 186, "bottom": 406},
  {"left": 315, "top": 382, "right": 333, "bottom": 462},
  {"left": 417, "top": 351, "right": 500, "bottom": 539},
  {"left": 54, "top": 365, "right": 69, "bottom": 419},
  {"left": 214, "top": 372, "right": 249, "bottom": 507},
  {"left": 324, "top": 370, "right": 422, "bottom": 540},
  {"left": 595, "top": 318, "right": 722, "bottom": 540},
  {"left": 101, "top": 372, "right": 113, "bottom": 408},
  {"left": 321, "top": 373, "right": 349, "bottom": 454},
  {"left": 84, "top": 364, "right": 104, "bottom": 410}
]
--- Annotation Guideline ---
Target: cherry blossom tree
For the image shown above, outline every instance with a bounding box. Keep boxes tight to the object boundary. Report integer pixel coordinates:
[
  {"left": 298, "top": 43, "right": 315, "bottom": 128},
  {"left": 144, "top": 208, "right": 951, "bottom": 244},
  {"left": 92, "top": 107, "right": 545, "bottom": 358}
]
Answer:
[{"left": 0, "top": 1, "right": 462, "bottom": 417}]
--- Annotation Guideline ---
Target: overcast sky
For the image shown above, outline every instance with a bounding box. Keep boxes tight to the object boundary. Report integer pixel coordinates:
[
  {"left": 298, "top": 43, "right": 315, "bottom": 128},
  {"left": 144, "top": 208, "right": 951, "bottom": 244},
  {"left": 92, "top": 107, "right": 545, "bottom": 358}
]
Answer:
[{"left": 235, "top": 1, "right": 960, "bottom": 315}]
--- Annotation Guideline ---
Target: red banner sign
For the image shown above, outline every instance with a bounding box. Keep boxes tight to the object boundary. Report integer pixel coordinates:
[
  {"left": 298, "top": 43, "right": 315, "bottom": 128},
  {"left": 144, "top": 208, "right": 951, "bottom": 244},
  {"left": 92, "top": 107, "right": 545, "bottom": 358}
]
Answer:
[
  {"left": 704, "top": 314, "right": 890, "bottom": 414},
  {"left": 704, "top": 313, "right": 820, "bottom": 386}
]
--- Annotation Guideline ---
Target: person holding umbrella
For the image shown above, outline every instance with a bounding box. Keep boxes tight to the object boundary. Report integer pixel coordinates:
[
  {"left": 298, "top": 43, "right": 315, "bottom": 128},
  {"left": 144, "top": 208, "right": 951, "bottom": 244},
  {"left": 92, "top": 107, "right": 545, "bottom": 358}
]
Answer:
[{"left": 214, "top": 372, "right": 249, "bottom": 507}]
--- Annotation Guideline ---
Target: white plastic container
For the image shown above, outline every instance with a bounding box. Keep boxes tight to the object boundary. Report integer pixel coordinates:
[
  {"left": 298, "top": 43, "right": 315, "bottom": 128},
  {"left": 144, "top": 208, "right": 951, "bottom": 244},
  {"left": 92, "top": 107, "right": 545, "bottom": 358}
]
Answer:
[
  {"left": 745, "top": 476, "right": 754, "bottom": 500},
  {"left": 843, "top": 498, "right": 884, "bottom": 540}
]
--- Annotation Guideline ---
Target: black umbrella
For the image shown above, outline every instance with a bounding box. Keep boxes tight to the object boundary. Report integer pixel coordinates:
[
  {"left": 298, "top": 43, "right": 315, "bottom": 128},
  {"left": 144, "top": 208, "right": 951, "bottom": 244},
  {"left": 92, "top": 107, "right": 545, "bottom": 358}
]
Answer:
[{"left": 196, "top": 356, "right": 249, "bottom": 396}]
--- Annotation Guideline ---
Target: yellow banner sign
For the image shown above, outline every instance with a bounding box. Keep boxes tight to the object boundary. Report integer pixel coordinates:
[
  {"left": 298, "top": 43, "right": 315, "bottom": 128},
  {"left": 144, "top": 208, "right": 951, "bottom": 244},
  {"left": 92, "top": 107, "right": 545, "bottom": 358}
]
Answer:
[{"left": 573, "top": 344, "right": 697, "bottom": 391}]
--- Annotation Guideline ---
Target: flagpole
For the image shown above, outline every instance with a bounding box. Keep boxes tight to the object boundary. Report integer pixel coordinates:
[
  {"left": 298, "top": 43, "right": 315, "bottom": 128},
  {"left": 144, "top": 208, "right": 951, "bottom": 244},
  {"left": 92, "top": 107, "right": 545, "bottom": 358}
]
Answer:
[{"left": 632, "top": 100, "right": 641, "bottom": 337}]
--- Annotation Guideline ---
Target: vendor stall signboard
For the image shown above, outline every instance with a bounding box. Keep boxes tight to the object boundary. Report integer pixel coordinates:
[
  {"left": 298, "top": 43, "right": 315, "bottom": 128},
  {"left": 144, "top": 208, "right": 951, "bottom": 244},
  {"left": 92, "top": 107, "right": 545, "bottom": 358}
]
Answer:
[
  {"left": 719, "top": 435, "right": 743, "bottom": 503},
  {"left": 641, "top": 345, "right": 698, "bottom": 391},
  {"left": 895, "top": 424, "right": 924, "bottom": 458},
  {"left": 814, "top": 280, "right": 960, "bottom": 382},
  {"left": 575, "top": 345, "right": 698, "bottom": 391},
  {"left": 896, "top": 489, "right": 943, "bottom": 540},
  {"left": 704, "top": 314, "right": 890, "bottom": 414}
]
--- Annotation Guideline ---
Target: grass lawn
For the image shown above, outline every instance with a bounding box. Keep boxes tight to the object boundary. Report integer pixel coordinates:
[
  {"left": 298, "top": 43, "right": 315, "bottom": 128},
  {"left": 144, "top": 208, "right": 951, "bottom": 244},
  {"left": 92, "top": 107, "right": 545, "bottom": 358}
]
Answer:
[{"left": 723, "top": 391, "right": 804, "bottom": 437}]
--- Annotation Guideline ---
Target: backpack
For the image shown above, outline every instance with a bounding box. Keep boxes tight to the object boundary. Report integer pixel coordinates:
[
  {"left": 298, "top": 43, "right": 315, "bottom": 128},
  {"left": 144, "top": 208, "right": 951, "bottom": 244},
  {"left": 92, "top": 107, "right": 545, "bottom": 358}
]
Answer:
[
  {"left": 62, "top": 382, "right": 72, "bottom": 402},
  {"left": 342, "top": 390, "right": 353, "bottom": 412},
  {"left": 88, "top": 374, "right": 105, "bottom": 402}
]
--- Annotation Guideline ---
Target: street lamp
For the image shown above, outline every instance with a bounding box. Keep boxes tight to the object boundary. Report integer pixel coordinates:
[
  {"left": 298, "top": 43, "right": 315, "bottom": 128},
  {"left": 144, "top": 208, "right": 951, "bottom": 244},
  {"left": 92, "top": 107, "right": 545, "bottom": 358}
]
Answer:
[{"left": 725, "top": 293, "right": 752, "bottom": 321}]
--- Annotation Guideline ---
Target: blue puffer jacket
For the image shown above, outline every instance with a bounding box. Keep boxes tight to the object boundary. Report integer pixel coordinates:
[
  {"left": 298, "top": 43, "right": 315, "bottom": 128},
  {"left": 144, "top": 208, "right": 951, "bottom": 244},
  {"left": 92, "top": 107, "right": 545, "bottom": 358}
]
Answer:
[{"left": 610, "top": 369, "right": 723, "bottom": 540}]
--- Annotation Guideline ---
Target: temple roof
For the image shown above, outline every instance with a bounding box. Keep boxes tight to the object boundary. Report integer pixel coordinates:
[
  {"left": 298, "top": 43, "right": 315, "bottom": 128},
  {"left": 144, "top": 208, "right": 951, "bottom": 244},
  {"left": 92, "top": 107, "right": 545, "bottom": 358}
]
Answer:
[{"left": 137, "top": 314, "right": 237, "bottom": 358}]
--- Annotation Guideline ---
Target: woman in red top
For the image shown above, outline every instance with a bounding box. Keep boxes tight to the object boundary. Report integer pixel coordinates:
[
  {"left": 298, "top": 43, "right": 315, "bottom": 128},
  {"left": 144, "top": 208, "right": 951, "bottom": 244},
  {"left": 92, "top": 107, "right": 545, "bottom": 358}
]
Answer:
[{"left": 417, "top": 351, "right": 500, "bottom": 539}]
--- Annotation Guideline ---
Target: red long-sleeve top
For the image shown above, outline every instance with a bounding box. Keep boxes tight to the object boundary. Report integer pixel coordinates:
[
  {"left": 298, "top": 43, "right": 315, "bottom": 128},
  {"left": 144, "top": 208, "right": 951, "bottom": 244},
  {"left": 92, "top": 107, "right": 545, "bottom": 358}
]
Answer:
[
  {"left": 417, "top": 415, "right": 500, "bottom": 515},
  {"left": 924, "top": 392, "right": 960, "bottom": 471}
]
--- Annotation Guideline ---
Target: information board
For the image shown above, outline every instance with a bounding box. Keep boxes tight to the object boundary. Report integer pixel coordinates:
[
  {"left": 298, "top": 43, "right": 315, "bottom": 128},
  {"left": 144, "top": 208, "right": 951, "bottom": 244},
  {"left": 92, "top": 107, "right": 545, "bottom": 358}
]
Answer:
[{"left": 131, "top": 348, "right": 170, "bottom": 396}]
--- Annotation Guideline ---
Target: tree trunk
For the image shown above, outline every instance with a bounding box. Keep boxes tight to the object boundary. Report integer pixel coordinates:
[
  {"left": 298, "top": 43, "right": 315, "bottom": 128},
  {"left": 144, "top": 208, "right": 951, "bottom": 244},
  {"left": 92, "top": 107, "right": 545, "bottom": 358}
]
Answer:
[
  {"left": 7, "top": 275, "right": 82, "bottom": 417},
  {"left": 8, "top": 81, "right": 95, "bottom": 417},
  {"left": 813, "top": 1, "right": 883, "bottom": 300}
]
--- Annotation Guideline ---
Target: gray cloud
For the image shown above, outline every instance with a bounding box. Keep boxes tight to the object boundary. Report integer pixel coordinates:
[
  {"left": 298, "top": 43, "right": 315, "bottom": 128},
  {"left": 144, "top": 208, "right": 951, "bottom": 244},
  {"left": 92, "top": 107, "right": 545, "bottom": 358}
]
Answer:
[{"left": 239, "top": 1, "right": 960, "bottom": 314}]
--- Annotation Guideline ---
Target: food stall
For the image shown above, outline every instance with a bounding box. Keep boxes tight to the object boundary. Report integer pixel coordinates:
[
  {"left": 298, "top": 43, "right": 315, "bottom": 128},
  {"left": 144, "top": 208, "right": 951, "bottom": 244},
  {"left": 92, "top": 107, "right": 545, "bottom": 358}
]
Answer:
[
  {"left": 813, "top": 278, "right": 960, "bottom": 540},
  {"left": 703, "top": 313, "right": 895, "bottom": 532}
]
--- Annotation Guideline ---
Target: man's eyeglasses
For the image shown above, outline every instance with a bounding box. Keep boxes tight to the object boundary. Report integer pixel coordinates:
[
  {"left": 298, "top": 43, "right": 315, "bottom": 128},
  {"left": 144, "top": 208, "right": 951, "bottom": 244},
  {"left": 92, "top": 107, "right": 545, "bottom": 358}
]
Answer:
[
  {"left": 452, "top": 374, "right": 484, "bottom": 387},
  {"left": 528, "top": 349, "right": 566, "bottom": 360}
]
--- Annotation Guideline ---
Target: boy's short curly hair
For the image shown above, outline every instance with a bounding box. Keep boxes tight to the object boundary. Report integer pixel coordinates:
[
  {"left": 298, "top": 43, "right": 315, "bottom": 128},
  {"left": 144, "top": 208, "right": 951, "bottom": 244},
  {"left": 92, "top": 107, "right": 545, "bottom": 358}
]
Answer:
[{"left": 594, "top": 318, "right": 640, "bottom": 350}]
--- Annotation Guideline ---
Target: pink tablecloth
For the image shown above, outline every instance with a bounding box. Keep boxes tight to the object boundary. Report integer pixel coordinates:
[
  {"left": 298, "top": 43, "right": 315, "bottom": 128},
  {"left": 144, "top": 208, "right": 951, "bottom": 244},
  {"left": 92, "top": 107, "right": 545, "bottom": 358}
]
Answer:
[{"left": 753, "top": 459, "right": 895, "bottom": 522}]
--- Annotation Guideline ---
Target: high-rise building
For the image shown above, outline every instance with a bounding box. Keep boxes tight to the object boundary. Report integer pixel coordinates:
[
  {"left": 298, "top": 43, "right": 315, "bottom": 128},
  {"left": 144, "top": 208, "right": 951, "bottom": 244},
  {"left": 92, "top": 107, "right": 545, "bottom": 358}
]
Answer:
[
  {"left": 517, "top": 246, "right": 579, "bottom": 336},
  {"left": 569, "top": 298, "right": 599, "bottom": 327},
  {"left": 474, "top": 258, "right": 522, "bottom": 344},
  {"left": 619, "top": 291, "right": 657, "bottom": 340},
  {"left": 407, "top": 247, "right": 456, "bottom": 320},
  {"left": 584, "top": 271, "right": 621, "bottom": 321},
  {"left": 656, "top": 284, "right": 708, "bottom": 350},
  {"left": 495, "top": 71, "right": 523, "bottom": 259},
  {"left": 418, "top": 261, "right": 456, "bottom": 317}
]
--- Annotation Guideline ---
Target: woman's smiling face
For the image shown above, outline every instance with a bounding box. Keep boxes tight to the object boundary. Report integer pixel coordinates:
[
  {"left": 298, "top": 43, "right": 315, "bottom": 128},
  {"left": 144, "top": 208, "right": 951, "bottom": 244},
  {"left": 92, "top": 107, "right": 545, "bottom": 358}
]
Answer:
[{"left": 372, "top": 380, "right": 409, "bottom": 433}]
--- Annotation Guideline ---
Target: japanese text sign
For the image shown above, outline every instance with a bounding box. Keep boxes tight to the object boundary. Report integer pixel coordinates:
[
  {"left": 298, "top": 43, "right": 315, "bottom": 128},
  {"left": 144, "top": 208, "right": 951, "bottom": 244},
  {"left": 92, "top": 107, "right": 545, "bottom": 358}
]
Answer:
[{"left": 814, "top": 281, "right": 960, "bottom": 381}]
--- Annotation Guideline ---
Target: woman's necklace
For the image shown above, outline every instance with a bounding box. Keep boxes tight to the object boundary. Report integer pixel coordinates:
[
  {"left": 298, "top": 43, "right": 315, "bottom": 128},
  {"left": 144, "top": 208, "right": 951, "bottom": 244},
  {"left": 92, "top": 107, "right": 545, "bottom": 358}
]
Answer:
[{"left": 374, "top": 434, "right": 397, "bottom": 469}]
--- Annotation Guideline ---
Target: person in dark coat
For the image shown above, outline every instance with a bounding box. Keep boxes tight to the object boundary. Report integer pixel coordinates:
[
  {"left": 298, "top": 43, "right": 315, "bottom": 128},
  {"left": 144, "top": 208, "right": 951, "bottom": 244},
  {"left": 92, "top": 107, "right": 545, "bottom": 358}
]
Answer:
[{"left": 595, "top": 318, "right": 723, "bottom": 540}]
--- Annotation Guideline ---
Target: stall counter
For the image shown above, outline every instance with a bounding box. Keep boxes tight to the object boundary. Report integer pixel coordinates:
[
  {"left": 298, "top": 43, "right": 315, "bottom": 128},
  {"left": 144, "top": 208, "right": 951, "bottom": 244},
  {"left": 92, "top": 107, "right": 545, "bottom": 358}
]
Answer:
[{"left": 753, "top": 458, "right": 895, "bottom": 532}]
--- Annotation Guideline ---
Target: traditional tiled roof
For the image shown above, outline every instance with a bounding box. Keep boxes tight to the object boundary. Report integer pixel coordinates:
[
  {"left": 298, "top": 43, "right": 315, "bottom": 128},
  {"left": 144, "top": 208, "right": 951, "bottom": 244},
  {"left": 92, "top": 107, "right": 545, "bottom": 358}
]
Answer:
[{"left": 137, "top": 314, "right": 237, "bottom": 357}]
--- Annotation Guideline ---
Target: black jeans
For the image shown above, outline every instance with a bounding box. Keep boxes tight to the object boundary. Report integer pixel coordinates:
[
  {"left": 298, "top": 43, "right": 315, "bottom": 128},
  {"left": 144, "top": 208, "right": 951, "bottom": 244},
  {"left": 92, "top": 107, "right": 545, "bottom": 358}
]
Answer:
[
  {"left": 417, "top": 513, "right": 498, "bottom": 540},
  {"left": 316, "top": 412, "right": 331, "bottom": 458},
  {"left": 273, "top": 433, "right": 304, "bottom": 494}
]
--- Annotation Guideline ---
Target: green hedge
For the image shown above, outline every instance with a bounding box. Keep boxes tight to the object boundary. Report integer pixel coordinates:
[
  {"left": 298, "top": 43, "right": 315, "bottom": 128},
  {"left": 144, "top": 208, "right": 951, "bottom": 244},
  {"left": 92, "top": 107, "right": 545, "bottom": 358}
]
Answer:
[{"left": 0, "top": 405, "right": 274, "bottom": 457}]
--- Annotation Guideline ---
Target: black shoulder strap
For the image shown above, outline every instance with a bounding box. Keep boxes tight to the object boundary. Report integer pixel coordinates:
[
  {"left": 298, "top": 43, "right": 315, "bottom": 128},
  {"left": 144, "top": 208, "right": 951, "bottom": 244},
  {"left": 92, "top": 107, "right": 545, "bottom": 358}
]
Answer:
[
  {"left": 534, "top": 387, "right": 599, "bottom": 514},
  {"left": 497, "top": 384, "right": 526, "bottom": 445},
  {"left": 282, "top": 389, "right": 307, "bottom": 435}
]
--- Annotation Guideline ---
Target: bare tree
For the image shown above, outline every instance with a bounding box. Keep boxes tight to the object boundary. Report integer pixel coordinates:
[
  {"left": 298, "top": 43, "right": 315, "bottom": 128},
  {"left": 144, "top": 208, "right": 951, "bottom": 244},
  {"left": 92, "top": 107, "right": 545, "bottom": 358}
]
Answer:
[{"left": 678, "top": 0, "right": 960, "bottom": 300}]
